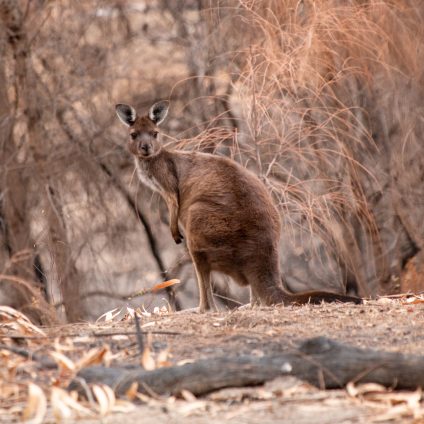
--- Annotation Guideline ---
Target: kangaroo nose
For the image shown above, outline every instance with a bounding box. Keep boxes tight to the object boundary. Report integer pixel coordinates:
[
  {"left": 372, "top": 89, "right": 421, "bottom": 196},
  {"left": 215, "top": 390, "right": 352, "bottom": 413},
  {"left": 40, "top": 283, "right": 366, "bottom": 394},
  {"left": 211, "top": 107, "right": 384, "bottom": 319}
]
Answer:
[{"left": 139, "top": 143, "right": 150, "bottom": 155}]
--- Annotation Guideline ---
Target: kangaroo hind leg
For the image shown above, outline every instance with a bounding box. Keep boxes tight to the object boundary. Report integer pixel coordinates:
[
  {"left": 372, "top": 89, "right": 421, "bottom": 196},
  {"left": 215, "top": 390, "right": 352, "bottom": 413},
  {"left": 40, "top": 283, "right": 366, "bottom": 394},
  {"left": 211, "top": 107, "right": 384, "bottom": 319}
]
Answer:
[
  {"left": 191, "top": 251, "right": 216, "bottom": 313},
  {"left": 248, "top": 268, "right": 286, "bottom": 306}
]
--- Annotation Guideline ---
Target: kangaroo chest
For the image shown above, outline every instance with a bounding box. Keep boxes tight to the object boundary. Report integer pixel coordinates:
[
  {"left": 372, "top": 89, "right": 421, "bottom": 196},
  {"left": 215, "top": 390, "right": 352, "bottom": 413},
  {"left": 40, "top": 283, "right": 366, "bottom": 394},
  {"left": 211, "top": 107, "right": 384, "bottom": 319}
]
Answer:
[{"left": 135, "top": 159, "right": 163, "bottom": 193}]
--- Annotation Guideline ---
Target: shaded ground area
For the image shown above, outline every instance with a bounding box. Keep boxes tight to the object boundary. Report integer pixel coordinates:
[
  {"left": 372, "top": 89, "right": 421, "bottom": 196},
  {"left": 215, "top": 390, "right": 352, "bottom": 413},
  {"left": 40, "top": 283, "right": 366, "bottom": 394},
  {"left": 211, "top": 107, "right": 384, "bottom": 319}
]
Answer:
[{"left": 2, "top": 298, "right": 424, "bottom": 423}]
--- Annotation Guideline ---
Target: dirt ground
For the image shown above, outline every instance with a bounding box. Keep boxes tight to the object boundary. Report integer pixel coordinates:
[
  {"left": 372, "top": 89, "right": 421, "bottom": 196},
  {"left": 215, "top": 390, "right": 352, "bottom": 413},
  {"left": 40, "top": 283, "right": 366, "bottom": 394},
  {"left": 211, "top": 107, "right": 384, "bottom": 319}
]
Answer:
[{"left": 2, "top": 298, "right": 424, "bottom": 423}]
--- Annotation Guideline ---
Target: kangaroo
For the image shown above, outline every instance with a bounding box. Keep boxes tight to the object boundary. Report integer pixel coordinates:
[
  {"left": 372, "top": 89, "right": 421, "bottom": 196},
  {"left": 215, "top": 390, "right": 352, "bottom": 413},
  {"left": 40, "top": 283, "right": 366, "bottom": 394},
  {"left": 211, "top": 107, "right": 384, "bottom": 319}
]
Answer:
[{"left": 115, "top": 101, "right": 362, "bottom": 312}]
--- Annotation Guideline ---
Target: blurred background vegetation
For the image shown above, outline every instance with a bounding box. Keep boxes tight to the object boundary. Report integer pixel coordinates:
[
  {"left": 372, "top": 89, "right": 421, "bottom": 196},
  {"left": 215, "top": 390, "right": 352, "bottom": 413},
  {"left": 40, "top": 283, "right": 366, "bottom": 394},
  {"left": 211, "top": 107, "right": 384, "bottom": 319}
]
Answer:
[{"left": 1, "top": 0, "right": 423, "bottom": 323}]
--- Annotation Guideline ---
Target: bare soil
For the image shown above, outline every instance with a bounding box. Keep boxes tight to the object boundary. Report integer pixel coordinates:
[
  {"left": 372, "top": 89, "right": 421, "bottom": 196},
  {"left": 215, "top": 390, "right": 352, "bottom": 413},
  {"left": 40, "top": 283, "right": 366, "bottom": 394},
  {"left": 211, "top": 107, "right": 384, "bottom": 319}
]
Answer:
[{"left": 2, "top": 298, "right": 424, "bottom": 423}]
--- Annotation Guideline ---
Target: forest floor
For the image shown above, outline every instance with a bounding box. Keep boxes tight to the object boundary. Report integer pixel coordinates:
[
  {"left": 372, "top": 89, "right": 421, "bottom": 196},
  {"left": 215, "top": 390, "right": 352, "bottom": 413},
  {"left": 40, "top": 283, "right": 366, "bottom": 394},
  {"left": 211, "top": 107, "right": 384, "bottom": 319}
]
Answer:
[{"left": 2, "top": 297, "right": 424, "bottom": 423}]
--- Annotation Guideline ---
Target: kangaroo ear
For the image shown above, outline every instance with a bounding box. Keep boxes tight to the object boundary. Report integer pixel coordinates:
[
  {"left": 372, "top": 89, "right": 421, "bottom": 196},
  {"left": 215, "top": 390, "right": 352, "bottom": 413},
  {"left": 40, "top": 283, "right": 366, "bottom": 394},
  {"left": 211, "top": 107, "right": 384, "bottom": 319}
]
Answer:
[
  {"left": 149, "top": 101, "right": 169, "bottom": 125},
  {"left": 115, "top": 104, "right": 137, "bottom": 126}
]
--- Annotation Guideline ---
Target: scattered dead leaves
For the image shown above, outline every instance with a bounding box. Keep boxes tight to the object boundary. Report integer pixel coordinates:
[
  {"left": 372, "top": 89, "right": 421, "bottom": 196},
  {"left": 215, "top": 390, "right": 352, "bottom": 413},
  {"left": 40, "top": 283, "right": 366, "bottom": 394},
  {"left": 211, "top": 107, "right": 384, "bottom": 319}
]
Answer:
[
  {"left": 0, "top": 299, "right": 172, "bottom": 422},
  {"left": 22, "top": 383, "right": 47, "bottom": 424},
  {"left": 0, "top": 306, "right": 46, "bottom": 337},
  {"left": 2, "top": 295, "right": 424, "bottom": 423},
  {"left": 347, "top": 382, "right": 424, "bottom": 422}
]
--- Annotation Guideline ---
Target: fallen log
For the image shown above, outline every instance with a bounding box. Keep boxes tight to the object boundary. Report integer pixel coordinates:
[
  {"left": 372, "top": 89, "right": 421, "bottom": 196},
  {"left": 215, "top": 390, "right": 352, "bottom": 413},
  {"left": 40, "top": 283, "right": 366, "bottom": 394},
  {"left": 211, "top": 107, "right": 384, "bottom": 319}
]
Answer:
[{"left": 69, "top": 337, "right": 424, "bottom": 397}]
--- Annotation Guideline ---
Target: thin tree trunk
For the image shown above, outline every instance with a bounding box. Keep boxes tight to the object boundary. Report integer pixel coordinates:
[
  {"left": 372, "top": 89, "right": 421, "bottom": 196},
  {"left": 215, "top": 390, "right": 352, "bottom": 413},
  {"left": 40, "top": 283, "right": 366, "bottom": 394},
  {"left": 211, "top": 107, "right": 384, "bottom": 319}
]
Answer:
[
  {"left": 0, "top": 7, "right": 55, "bottom": 324},
  {"left": 0, "top": 0, "right": 82, "bottom": 322}
]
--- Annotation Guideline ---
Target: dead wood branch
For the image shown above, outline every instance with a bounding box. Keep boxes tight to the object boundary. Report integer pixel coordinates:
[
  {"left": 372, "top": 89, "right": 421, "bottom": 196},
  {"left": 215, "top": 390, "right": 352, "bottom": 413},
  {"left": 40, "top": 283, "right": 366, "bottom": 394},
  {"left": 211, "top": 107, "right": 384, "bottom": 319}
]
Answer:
[
  {"left": 70, "top": 337, "right": 424, "bottom": 397},
  {"left": 0, "top": 344, "right": 57, "bottom": 369}
]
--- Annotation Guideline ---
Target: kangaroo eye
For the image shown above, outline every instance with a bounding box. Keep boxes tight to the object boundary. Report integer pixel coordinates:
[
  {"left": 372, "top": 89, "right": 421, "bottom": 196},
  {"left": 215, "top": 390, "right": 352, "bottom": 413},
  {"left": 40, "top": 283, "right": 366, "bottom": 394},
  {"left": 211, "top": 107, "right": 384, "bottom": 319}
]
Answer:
[
  {"left": 153, "top": 131, "right": 159, "bottom": 138},
  {"left": 130, "top": 133, "right": 137, "bottom": 140}
]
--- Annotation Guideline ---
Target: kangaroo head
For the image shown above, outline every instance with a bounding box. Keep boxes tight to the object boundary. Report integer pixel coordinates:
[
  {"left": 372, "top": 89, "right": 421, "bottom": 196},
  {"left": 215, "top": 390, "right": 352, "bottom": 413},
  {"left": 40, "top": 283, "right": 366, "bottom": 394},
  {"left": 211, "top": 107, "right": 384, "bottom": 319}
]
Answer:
[{"left": 115, "top": 101, "right": 169, "bottom": 158}]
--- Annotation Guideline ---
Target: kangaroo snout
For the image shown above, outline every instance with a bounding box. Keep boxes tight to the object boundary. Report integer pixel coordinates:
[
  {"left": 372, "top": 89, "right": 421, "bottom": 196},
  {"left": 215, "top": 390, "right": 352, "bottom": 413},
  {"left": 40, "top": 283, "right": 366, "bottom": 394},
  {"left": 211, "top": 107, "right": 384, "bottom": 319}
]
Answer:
[{"left": 139, "top": 142, "right": 151, "bottom": 156}]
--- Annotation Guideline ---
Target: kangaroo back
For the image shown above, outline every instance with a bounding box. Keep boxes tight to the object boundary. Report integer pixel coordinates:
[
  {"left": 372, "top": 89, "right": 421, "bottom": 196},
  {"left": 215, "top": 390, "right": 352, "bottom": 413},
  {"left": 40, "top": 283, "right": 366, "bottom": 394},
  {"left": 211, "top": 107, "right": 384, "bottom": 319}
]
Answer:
[{"left": 115, "top": 101, "right": 362, "bottom": 311}]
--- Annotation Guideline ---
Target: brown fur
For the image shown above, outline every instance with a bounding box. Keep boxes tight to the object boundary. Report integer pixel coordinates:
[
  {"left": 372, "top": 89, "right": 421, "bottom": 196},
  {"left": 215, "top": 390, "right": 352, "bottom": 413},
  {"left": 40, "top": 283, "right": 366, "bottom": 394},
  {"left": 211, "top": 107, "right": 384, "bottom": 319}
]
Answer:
[{"left": 116, "top": 102, "right": 362, "bottom": 312}]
